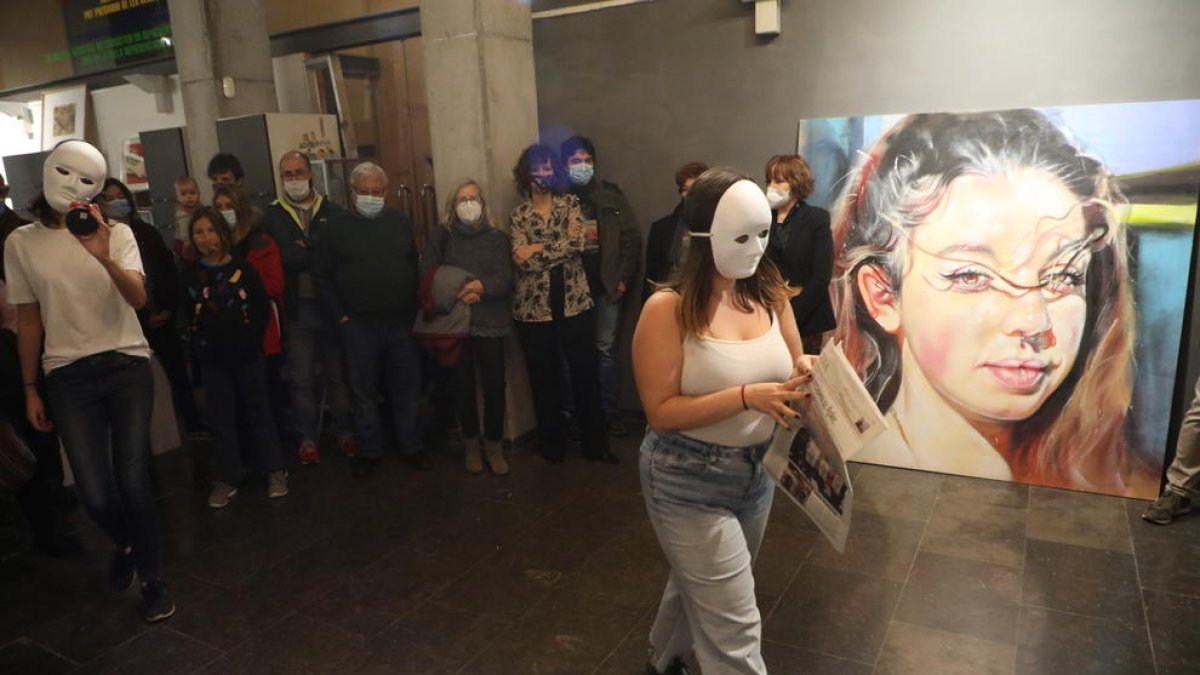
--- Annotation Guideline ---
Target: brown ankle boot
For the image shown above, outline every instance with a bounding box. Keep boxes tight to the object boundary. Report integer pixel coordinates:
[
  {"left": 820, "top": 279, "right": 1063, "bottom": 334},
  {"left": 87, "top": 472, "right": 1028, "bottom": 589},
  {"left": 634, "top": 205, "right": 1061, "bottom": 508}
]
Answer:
[
  {"left": 484, "top": 439, "right": 509, "bottom": 476},
  {"left": 464, "top": 438, "right": 484, "bottom": 474}
]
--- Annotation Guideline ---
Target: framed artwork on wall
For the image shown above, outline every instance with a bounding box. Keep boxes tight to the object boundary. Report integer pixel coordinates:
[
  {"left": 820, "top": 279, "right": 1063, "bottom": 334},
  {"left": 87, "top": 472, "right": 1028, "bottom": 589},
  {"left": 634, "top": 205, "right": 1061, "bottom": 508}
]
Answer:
[
  {"left": 122, "top": 138, "right": 148, "bottom": 190},
  {"left": 797, "top": 99, "right": 1200, "bottom": 498},
  {"left": 40, "top": 85, "right": 88, "bottom": 150}
]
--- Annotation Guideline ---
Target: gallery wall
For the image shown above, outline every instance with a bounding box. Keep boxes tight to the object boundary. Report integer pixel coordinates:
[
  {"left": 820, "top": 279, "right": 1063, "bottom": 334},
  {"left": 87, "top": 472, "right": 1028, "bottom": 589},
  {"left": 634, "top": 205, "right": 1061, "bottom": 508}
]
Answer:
[{"left": 532, "top": 0, "right": 1200, "bottom": 445}]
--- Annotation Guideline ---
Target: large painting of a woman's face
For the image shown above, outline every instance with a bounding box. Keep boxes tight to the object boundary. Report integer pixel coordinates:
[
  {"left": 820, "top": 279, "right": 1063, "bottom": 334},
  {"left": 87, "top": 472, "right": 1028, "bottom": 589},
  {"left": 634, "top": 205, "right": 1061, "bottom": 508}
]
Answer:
[{"left": 878, "top": 169, "right": 1090, "bottom": 424}]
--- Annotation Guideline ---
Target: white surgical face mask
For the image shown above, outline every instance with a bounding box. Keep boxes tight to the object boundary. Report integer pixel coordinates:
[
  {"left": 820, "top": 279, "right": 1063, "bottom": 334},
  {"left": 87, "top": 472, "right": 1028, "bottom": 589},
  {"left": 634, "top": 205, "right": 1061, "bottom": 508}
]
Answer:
[
  {"left": 455, "top": 200, "right": 482, "bottom": 224},
  {"left": 42, "top": 141, "right": 107, "bottom": 213},
  {"left": 765, "top": 185, "right": 790, "bottom": 210},
  {"left": 219, "top": 209, "right": 238, "bottom": 228},
  {"left": 284, "top": 179, "right": 311, "bottom": 202},
  {"left": 568, "top": 162, "right": 594, "bottom": 186},
  {"left": 688, "top": 180, "right": 771, "bottom": 280},
  {"left": 356, "top": 194, "right": 384, "bottom": 218},
  {"left": 103, "top": 198, "right": 132, "bottom": 220}
]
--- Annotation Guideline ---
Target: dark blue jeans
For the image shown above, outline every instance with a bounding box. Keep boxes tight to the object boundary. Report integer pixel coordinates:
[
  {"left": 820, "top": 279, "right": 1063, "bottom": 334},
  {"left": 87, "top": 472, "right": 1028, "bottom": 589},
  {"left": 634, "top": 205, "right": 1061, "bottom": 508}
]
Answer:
[
  {"left": 44, "top": 351, "right": 161, "bottom": 580},
  {"left": 201, "top": 356, "right": 284, "bottom": 483},
  {"left": 342, "top": 315, "right": 423, "bottom": 459}
]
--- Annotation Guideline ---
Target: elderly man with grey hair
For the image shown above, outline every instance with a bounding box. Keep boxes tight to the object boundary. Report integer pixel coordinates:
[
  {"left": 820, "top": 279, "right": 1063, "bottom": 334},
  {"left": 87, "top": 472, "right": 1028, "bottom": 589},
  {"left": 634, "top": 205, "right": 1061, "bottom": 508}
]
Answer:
[{"left": 313, "top": 161, "right": 427, "bottom": 477}]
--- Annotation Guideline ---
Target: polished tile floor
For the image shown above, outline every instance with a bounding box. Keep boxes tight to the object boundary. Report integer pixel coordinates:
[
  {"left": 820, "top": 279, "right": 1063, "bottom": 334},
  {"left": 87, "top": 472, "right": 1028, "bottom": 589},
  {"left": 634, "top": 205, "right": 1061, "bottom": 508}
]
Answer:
[{"left": 1, "top": 432, "right": 1198, "bottom": 674}]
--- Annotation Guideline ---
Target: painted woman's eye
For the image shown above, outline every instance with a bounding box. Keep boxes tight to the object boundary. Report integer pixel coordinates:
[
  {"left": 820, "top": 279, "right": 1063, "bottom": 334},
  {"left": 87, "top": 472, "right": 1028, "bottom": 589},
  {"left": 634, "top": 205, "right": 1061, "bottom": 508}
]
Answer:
[
  {"left": 758, "top": 229, "right": 769, "bottom": 238},
  {"left": 1041, "top": 267, "right": 1086, "bottom": 296},
  {"left": 940, "top": 268, "right": 993, "bottom": 292},
  {"left": 55, "top": 167, "right": 69, "bottom": 176},
  {"left": 734, "top": 234, "right": 750, "bottom": 244},
  {"left": 80, "top": 177, "right": 95, "bottom": 186}
]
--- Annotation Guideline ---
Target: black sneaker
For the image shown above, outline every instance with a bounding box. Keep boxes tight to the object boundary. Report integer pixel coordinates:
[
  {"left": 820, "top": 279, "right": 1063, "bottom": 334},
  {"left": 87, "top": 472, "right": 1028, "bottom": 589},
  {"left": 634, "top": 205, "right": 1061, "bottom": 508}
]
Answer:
[
  {"left": 141, "top": 579, "right": 176, "bottom": 623},
  {"left": 646, "top": 657, "right": 691, "bottom": 675},
  {"left": 109, "top": 547, "right": 136, "bottom": 592},
  {"left": 1142, "top": 490, "right": 1192, "bottom": 525}
]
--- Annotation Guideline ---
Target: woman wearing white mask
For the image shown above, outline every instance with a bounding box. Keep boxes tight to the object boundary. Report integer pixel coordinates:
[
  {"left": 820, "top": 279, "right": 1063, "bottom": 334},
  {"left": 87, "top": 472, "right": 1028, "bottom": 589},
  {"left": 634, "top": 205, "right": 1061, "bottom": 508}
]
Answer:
[
  {"left": 422, "top": 179, "right": 514, "bottom": 475},
  {"left": 633, "top": 168, "right": 816, "bottom": 674},
  {"left": 764, "top": 155, "right": 835, "bottom": 355},
  {"left": 3, "top": 141, "right": 174, "bottom": 622}
]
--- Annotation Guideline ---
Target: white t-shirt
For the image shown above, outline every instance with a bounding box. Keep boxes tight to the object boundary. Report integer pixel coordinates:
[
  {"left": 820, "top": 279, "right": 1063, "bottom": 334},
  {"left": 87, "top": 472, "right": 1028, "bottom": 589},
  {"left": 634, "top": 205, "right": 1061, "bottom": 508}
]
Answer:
[{"left": 3, "top": 221, "right": 150, "bottom": 373}]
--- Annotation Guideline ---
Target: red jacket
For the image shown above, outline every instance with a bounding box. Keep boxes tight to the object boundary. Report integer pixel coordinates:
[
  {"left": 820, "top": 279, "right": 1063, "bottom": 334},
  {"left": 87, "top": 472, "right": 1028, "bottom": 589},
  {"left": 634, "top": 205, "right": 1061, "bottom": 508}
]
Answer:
[{"left": 235, "top": 229, "right": 286, "bottom": 356}]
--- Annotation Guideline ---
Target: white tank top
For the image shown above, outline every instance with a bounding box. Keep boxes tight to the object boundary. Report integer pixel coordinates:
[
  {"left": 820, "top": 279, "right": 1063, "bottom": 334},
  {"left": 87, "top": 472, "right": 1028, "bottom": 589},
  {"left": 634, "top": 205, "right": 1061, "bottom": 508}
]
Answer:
[{"left": 679, "top": 312, "right": 793, "bottom": 446}]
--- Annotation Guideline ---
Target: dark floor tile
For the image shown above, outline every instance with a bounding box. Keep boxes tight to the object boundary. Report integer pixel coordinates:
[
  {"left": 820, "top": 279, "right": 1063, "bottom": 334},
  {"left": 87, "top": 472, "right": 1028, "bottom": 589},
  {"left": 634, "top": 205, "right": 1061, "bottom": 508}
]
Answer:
[
  {"left": 198, "top": 613, "right": 363, "bottom": 675},
  {"left": 850, "top": 463, "right": 942, "bottom": 523},
  {"left": 806, "top": 511, "right": 924, "bottom": 581},
  {"left": 1144, "top": 589, "right": 1200, "bottom": 673},
  {"left": 760, "top": 639, "right": 873, "bottom": 675},
  {"left": 764, "top": 564, "right": 903, "bottom": 663},
  {"left": 172, "top": 513, "right": 328, "bottom": 588},
  {"left": 1125, "top": 496, "right": 1200, "bottom": 544},
  {"left": 895, "top": 552, "right": 1020, "bottom": 645},
  {"left": 593, "top": 654, "right": 650, "bottom": 675},
  {"left": 875, "top": 621, "right": 1014, "bottom": 675},
  {"left": 939, "top": 475, "right": 1029, "bottom": 508},
  {"left": 1128, "top": 531, "right": 1200, "bottom": 598},
  {"left": 431, "top": 549, "right": 566, "bottom": 622},
  {"left": 753, "top": 520, "right": 819, "bottom": 597},
  {"left": 25, "top": 592, "right": 150, "bottom": 664},
  {"left": 170, "top": 552, "right": 344, "bottom": 650},
  {"left": 562, "top": 523, "right": 669, "bottom": 612},
  {"left": 1026, "top": 487, "right": 1131, "bottom": 553},
  {"left": 339, "top": 601, "right": 511, "bottom": 674},
  {"left": 465, "top": 588, "right": 645, "bottom": 675},
  {"left": 77, "top": 627, "right": 222, "bottom": 675},
  {"left": 594, "top": 607, "right": 653, "bottom": 670},
  {"left": 301, "top": 549, "right": 471, "bottom": 637},
  {"left": 0, "top": 638, "right": 77, "bottom": 675},
  {"left": 1016, "top": 606, "right": 1154, "bottom": 675},
  {"left": 921, "top": 499, "right": 1026, "bottom": 567},
  {"left": 1021, "top": 539, "right": 1143, "bottom": 626},
  {"left": 0, "top": 575, "right": 86, "bottom": 645}
]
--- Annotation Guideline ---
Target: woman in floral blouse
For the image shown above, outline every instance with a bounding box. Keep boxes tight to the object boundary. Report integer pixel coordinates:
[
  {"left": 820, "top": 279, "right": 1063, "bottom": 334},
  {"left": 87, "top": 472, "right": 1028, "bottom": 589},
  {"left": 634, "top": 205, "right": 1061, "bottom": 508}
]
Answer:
[{"left": 510, "top": 144, "right": 615, "bottom": 464}]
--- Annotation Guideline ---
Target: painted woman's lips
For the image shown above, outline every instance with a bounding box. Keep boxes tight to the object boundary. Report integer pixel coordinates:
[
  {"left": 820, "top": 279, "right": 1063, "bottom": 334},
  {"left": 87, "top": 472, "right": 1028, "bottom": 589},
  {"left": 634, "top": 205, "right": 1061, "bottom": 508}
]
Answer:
[{"left": 982, "top": 359, "right": 1049, "bottom": 391}]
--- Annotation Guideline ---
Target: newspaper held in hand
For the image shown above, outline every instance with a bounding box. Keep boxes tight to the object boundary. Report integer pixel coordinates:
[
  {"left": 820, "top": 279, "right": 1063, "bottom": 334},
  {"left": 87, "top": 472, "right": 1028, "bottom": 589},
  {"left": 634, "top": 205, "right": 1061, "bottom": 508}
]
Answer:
[{"left": 762, "top": 341, "right": 887, "bottom": 553}]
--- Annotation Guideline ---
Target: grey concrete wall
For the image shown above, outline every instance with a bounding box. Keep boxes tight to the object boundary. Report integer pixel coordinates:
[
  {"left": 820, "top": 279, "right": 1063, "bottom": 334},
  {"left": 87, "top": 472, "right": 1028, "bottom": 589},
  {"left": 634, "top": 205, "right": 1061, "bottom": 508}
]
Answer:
[{"left": 533, "top": 0, "right": 1200, "bottom": 233}]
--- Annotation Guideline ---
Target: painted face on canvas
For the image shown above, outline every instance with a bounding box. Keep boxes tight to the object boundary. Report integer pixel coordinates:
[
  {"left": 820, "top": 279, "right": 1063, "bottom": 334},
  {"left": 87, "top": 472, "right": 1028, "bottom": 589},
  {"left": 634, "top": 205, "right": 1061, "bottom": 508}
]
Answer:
[{"left": 891, "top": 169, "right": 1093, "bottom": 423}]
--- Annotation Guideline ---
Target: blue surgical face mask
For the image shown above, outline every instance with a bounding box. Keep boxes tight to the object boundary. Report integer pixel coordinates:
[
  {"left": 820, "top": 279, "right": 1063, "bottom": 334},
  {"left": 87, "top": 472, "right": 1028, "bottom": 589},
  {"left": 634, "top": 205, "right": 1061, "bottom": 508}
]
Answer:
[
  {"left": 356, "top": 195, "right": 384, "bottom": 219},
  {"left": 103, "top": 198, "right": 132, "bottom": 220},
  {"left": 568, "top": 162, "right": 594, "bottom": 186}
]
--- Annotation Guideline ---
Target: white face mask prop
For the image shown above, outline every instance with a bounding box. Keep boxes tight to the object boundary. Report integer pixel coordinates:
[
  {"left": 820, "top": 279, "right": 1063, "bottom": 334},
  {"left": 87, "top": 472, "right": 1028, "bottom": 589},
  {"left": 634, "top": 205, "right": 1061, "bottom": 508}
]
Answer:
[
  {"left": 43, "top": 141, "right": 107, "bottom": 214},
  {"left": 688, "top": 180, "right": 772, "bottom": 280}
]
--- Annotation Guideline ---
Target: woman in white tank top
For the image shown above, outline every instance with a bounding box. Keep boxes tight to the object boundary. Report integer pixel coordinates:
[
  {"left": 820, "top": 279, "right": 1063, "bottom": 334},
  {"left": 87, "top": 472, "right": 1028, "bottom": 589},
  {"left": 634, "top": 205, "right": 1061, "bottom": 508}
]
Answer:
[{"left": 633, "top": 168, "right": 817, "bottom": 675}]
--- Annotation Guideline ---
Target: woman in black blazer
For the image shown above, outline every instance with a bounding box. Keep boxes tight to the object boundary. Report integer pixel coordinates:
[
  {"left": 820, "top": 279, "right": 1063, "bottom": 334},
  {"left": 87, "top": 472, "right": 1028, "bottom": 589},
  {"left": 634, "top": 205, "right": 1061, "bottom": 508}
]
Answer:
[{"left": 764, "top": 154, "right": 836, "bottom": 354}]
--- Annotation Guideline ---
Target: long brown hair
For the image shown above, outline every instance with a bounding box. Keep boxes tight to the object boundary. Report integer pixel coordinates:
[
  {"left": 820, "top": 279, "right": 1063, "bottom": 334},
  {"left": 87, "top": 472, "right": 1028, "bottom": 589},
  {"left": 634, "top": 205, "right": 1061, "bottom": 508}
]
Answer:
[
  {"left": 666, "top": 167, "right": 795, "bottom": 337},
  {"left": 830, "top": 110, "right": 1142, "bottom": 493},
  {"left": 212, "top": 185, "right": 257, "bottom": 244}
]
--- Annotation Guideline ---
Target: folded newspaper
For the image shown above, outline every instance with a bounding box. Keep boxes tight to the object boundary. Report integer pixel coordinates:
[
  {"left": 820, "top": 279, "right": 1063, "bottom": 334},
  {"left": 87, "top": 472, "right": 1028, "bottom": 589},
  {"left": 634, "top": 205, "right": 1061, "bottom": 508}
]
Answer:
[{"left": 762, "top": 341, "right": 887, "bottom": 553}]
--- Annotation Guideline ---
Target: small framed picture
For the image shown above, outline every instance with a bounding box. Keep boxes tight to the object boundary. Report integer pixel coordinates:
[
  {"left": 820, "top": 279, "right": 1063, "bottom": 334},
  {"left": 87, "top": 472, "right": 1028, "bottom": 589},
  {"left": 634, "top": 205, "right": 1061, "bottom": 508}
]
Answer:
[
  {"left": 40, "top": 85, "right": 88, "bottom": 150},
  {"left": 123, "top": 138, "right": 148, "bottom": 190}
]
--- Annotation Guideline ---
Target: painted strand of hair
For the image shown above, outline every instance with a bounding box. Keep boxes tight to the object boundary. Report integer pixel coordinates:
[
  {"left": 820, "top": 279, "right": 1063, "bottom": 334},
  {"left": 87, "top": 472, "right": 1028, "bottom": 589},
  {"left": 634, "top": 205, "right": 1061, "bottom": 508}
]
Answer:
[{"left": 797, "top": 100, "right": 1200, "bottom": 499}]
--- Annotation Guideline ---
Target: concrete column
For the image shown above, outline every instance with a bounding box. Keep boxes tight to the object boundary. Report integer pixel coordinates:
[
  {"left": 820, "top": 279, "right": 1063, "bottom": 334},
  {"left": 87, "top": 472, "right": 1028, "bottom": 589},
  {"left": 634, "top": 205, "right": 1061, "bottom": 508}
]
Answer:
[
  {"left": 168, "top": 0, "right": 278, "bottom": 193},
  {"left": 423, "top": 0, "right": 541, "bottom": 441},
  {"left": 422, "top": 0, "right": 539, "bottom": 221}
]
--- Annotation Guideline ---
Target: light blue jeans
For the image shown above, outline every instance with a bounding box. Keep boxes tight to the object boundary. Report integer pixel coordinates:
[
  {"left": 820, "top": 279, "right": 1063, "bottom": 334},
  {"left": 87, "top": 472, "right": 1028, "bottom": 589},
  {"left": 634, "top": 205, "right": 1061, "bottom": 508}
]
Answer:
[{"left": 640, "top": 429, "right": 774, "bottom": 675}]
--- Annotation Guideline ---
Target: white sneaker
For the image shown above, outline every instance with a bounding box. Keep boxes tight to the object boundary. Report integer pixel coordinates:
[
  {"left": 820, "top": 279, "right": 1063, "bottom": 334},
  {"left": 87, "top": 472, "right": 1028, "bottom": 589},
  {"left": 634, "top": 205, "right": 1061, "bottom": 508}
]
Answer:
[
  {"left": 207, "top": 482, "right": 237, "bottom": 509},
  {"left": 267, "top": 470, "right": 289, "bottom": 499}
]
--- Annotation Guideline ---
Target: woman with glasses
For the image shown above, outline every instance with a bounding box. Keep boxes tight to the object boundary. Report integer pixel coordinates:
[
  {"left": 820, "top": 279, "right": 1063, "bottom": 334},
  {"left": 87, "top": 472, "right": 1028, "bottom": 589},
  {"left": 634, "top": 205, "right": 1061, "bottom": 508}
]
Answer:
[
  {"left": 831, "top": 109, "right": 1152, "bottom": 495},
  {"left": 422, "top": 179, "right": 514, "bottom": 475}
]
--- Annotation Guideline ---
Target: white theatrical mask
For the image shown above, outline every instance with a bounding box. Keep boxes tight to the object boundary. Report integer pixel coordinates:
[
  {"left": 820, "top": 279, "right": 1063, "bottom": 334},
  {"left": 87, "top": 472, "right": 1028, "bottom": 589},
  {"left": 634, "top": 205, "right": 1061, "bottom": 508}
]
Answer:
[
  {"left": 42, "top": 140, "right": 107, "bottom": 213},
  {"left": 689, "top": 179, "right": 772, "bottom": 279}
]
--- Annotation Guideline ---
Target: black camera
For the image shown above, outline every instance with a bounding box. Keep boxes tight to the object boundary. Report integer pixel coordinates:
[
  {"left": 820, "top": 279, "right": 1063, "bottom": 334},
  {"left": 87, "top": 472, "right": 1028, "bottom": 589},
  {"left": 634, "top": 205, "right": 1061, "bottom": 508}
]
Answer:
[{"left": 65, "top": 202, "right": 98, "bottom": 236}]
